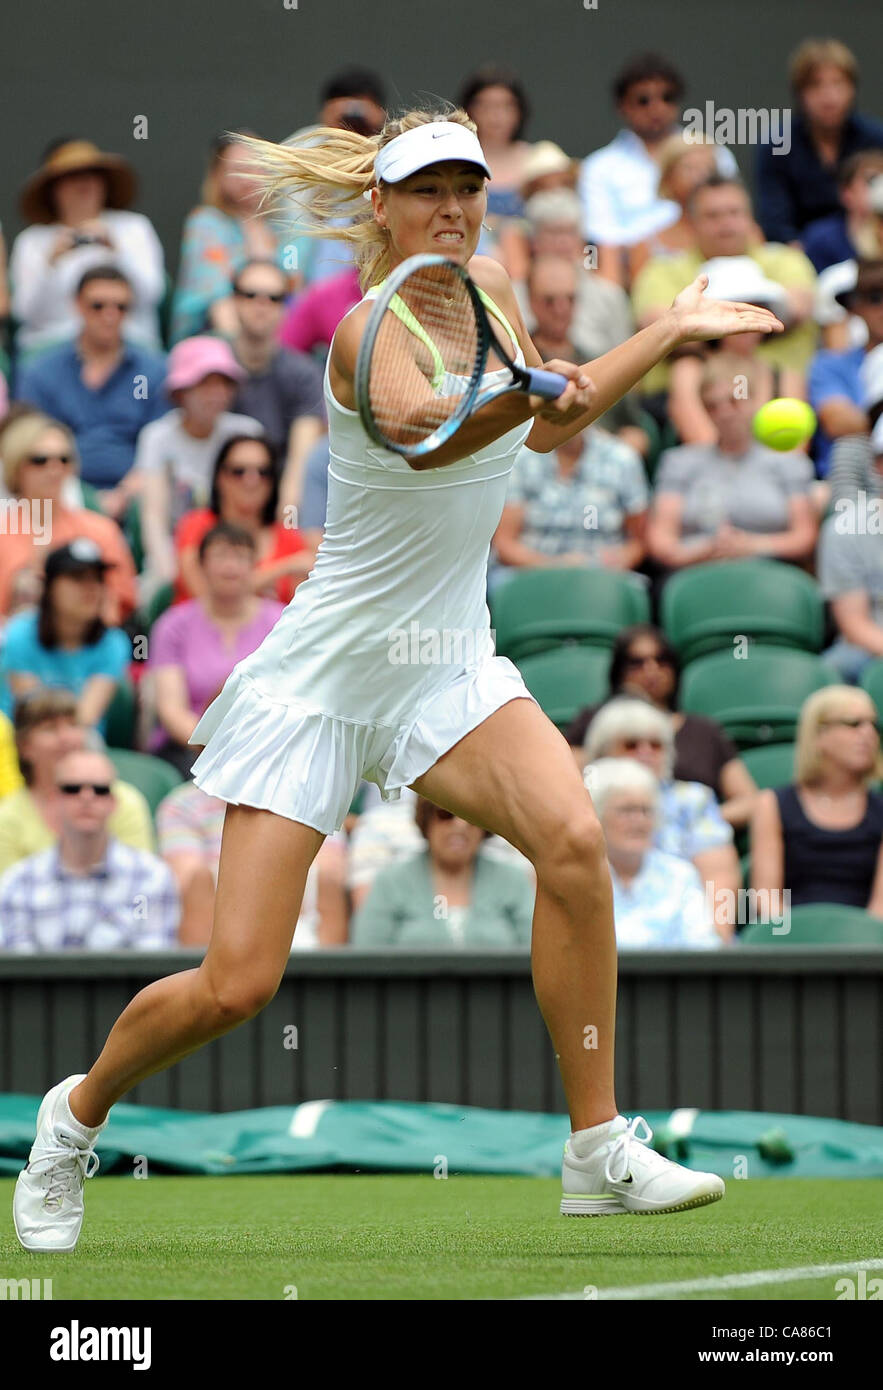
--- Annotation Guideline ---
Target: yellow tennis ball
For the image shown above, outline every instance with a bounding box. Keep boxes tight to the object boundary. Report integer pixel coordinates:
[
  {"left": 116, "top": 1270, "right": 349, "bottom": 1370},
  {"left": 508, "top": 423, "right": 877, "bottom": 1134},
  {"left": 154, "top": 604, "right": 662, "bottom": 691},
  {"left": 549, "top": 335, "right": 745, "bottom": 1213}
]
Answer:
[{"left": 752, "top": 397, "right": 817, "bottom": 451}]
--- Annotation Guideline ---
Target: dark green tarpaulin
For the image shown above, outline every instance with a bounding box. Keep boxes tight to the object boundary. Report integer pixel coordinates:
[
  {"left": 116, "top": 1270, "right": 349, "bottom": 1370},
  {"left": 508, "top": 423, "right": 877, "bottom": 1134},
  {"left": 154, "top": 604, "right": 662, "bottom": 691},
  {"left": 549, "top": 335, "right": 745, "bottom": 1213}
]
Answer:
[{"left": 2, "top": 1095, "right": 882, "bottom": 1177}]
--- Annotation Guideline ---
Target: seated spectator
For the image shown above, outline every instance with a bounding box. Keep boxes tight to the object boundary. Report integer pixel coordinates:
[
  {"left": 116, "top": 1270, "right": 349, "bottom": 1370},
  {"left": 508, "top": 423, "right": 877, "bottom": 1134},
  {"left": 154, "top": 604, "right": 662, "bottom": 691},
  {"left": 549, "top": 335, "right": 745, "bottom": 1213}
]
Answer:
[
  {"left": 666, "top": 258, "right": 805, "bottom": 444},
  {"left": 755, "top": 39, "right": 883, "bottom": 247},
  {"left": 583, "top": 696, "right": 741, "bottom": 932},
  {"left": 0, "top": 689, "right": 153, "bottom": 874},
  {"left": 632, "top": 176, "right": 817, "bottom": 410},
  {"left": 566, "top": 624, "right": 758, "bottom": 828},
  {"left": 495, "top": 141, "right": 578, "bottom": 282},
  {"left": 646, "top": 356, "right": 818, "bottom": 575},
  {"left": 0, "top": 541, "right": 131, "bottom": 734},
  {"left": 514, "top": 190, "right": 636, "bottom": 363},
  {"left": 818, "top": 434, "right": 883, "bottom": 683},
  {"left": 586, "top": 758, "right": 720, "bottom": 947},
  {"left": 578, "top": 52, "right": 738, "bottom": 286},
  {"left": 171, "top": 131, "right": 303, "bottom": 343},
  {"left": 351, "top": 795, "right": 534, "bottom": 947},
  {"left": 9, "top": 139, "right": 165, "bottom": 355},
  {"left": 490, "top": 425, "right": 648, "bottom": 592},
  {"left": 801, "top": 150, "right": 883, "bottom": 274},
  {"left": 148, "top": 523, "right": 284, "bottom": 775},
  {"left": 751, "top": 686, "right": 883, "bottom": 914},
  {"left": 826, "top": 346, "right": 883, "bottom": 506},
  {"left": 0, "top": 221, "right": 9, "bottom": 320},
  {"left": 346, "top": 786, "right": 534, "bottom": 910},
  {"left": 174, "top": 436, "right": 313, "bottom": 605},
  {"left": 0, "top": 748, "right": 178, "bottom": 950},
  {"left": 132, "top": 336, "right": 262, "bottom": 592},
  {"left": 627, "top": 133, "right": 720, "bottom": 283},
  {"left": 14, "top": 266, "right": 166, "bottom": 513},
  {"left": 459, "top": 66, "right": 534, "bottom": 261},
  {"left": 228, "top": 258, "right": 326, "bottom": 511},
  {"left": 522, "top": 252, "right": 649, "bottom": 454},
  {"left": 0, "top": 412, "right": 137, "bottom": 623},
  {"left": 809, "top": 258, "right": 883, "bottom": 473},
  {"left": 155, "top": 778, "right": 347, "bottom": 946},
  {"left": 279, "top": 264, "right": 361, "bottom": 360}
]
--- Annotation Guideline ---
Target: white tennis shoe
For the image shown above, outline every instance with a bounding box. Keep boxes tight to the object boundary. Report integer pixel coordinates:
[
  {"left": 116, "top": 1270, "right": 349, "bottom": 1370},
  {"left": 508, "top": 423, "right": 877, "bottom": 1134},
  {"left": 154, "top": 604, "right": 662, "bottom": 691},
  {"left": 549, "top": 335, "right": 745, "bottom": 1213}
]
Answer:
[
  {"left": 560, "top": 1114, "right": 725, "bottom": 1216},
  {"left": 13, "top": 1074, "right": 106, "bottom": 1253}
]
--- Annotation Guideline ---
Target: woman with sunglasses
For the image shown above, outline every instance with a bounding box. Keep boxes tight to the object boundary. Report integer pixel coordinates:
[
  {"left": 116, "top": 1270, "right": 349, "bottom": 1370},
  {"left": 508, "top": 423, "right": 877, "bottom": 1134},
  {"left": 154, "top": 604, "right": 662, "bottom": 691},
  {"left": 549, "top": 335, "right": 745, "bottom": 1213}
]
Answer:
[
  {"left": 171, "top": 131, "right": 304, "bottom": 344},
  {"left": 0, "top": 413, "right": 137, "bottom": 623},
  {"left": 351, "top": 796, "right": 533, "bottom": 947},
  {"left": 566, "top": 624, "right": 759, "bottom": 829},
  {"left": 751, "top": 686, "right": 883, "bottom": 915},
  {"left": 174, "top": 435, "right": 314, "bottom": 605}
]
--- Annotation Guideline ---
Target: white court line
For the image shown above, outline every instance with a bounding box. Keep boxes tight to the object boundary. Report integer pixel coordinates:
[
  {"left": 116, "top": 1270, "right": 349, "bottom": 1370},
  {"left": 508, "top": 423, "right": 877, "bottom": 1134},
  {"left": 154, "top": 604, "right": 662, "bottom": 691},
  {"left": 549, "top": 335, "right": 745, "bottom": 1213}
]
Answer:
[{"left": 517, "top": 1257, "right": 883, "bottom": 1300}]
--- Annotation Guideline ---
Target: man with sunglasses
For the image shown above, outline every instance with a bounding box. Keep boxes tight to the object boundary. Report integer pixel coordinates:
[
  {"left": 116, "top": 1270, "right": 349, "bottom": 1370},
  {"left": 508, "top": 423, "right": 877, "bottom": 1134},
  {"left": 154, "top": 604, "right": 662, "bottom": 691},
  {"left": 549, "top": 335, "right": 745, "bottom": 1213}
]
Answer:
[
  {"left": 577, "top": 53, "right": 738, "bottom": 286},
  {"left": 15, "top": 265, "right": 167, "bottom": 516},
  {"left": 0, "top": 749, "right": 178, "bottom": 952},
  {"left": 229, "top": 258, "right": 326, "bottom": 513},
  {"left": 810, "top": 257, "right": 883, "bottom": 473}
]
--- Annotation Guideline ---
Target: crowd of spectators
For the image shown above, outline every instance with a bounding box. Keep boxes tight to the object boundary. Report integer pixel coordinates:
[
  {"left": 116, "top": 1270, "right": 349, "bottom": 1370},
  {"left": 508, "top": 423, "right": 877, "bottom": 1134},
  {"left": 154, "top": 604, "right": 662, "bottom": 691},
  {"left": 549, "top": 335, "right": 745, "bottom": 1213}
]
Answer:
[{"left": 0, "top": 49, "right": 882, "bottom": 954}]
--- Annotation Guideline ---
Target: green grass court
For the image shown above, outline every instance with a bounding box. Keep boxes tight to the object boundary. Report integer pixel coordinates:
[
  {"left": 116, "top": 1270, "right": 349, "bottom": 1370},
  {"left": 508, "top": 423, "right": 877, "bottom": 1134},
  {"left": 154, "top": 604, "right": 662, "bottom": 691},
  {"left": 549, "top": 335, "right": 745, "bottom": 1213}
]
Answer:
[{"left": 1, "top": 1175, "right": 880, "bottom": 1300}]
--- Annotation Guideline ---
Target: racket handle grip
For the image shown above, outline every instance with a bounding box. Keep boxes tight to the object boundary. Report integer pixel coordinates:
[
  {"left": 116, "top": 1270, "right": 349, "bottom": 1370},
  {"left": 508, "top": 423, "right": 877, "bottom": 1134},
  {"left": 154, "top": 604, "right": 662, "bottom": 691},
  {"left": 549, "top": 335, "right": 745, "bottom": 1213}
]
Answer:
[{"left": 523, "top": 368, "right": 572, "bottom": 400}]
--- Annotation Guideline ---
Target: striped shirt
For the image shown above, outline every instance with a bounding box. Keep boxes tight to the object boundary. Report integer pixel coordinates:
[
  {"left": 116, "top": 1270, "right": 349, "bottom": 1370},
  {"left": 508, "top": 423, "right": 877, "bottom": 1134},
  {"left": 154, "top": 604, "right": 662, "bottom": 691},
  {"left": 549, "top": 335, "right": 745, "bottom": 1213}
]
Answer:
[{"left": 0, "top": 838, "right": 179, "bottom": 951}]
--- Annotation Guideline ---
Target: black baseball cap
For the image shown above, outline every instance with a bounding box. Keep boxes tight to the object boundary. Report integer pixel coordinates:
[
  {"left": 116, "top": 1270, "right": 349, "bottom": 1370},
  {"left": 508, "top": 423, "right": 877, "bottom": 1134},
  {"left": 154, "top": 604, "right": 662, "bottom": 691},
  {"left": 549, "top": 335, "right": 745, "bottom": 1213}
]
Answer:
[{"left": 44, "top": 538, "right": 115, "bottom": 582}]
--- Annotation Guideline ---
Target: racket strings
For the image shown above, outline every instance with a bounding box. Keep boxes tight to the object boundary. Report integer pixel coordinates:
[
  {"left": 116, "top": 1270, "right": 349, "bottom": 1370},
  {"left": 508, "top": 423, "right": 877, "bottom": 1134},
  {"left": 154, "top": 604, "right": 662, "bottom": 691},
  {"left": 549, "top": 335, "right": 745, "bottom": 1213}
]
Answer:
[{"left": 367, "top": 266, "right": 482, "bottom": 448}]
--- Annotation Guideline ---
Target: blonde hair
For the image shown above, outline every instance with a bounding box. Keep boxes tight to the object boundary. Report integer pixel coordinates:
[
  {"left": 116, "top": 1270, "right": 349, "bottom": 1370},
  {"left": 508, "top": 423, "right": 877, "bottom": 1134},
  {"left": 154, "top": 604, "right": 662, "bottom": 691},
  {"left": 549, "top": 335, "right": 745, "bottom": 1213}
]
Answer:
[
  {"left": 238, "top": 105, "right": 481, "bottom": 292},
  {"left": 789, "top": 39, "right": 858, "bottom": 95},
  {"left": 656, "top": 133, "right": 717, "bottom": 201},
  {"left": 795, "top": 685, "right": 883, "bottom": 785},
  {"left": 0, "top": 413, "right": 79, "bottom": 495}
]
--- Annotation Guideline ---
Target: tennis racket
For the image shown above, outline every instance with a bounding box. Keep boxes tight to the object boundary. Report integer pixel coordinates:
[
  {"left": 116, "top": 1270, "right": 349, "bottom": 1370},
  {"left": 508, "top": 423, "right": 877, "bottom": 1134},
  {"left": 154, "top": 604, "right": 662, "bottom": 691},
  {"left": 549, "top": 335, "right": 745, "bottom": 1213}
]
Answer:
[{"left": 355, "top": 253, "right": 570, "bottom": 460}]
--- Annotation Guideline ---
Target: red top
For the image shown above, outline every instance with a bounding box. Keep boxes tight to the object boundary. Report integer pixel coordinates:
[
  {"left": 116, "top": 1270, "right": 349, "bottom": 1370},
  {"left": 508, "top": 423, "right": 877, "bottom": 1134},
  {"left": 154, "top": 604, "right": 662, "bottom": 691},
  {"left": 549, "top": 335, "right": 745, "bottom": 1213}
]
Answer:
[{"left": 174, "top": 509, "right": 308, "bottom": 605}]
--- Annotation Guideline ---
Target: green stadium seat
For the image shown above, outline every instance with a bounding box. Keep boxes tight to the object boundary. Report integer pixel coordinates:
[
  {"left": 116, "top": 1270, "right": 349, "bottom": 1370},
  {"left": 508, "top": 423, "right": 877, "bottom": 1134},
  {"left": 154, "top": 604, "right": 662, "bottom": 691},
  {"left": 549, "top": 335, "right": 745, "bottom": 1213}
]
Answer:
[
  {"left": 490, "top": 569, "right": 650, "bottom": 661},
  {"left": 741, "top": 902, "right": 883, "bottom": 945},
  {"left": 679, "top": 647, "right": 838, "bottom": 747},
  {"left": 104, "top": 677, "right": 137, "bottom": 749},
  {"left": 144, "top": 581, "right": 175, "bottom": 632},
  {"left": 661, "top": 560, "right": 824, "bottom": 665},
  {"left": 860, "top": 659, "right": 883, "bottom": 718},
  {"left": 106, "top": 748, "right": 184, "bottom": 815},
  {"left": 516, "top": 645, "right": 612, "bottom": 732},
  {"left": 79, "top": 482, "right": 105, "bottom": 515},
  {"left": 740, "top": 742, "right": 797, "bottom": 791}
]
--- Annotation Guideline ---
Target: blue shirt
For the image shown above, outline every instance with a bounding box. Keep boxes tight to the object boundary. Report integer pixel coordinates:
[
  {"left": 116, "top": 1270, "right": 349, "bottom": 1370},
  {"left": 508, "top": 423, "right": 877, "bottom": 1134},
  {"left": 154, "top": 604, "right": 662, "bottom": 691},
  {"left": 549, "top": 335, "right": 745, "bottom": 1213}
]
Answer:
[
  {"left": 0, "top": 610, "right": 131, "bottom": 732},
  {"left": 756, "top": 112, "right": 883, "bottom": 244},
  {"left": 800, "top": 213, "right": 855, "bottom": 274},
  {"left": 808, "top": 345, "right": 866, "bottom": 476},
  {"left": 16, "top": 340, "right": 167, "bottom": 487}
]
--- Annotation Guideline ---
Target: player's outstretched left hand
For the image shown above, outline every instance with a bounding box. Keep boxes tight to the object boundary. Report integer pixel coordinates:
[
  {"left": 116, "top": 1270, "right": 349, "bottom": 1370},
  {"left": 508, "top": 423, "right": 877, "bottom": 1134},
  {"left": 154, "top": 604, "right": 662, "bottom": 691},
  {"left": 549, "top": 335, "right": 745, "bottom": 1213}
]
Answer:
[{"left": 669, "top": 274, "right": 785, "bottom": 345}]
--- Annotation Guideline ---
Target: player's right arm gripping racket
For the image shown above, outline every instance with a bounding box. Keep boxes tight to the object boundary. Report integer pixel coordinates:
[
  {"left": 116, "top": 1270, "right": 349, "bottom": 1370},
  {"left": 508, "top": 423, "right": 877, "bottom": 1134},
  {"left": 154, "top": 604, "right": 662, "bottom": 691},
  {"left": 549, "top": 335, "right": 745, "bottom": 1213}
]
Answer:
[{"left": 355, "top": 253, "right": 569, "bottom": 461}]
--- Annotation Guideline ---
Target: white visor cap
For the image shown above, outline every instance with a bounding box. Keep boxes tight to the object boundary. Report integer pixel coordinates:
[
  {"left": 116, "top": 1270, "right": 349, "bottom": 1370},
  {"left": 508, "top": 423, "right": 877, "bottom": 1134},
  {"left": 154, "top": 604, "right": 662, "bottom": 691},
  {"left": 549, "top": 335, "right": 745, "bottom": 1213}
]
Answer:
[{"left": 374, "top": 122, "right": 492, "bottom": 184}]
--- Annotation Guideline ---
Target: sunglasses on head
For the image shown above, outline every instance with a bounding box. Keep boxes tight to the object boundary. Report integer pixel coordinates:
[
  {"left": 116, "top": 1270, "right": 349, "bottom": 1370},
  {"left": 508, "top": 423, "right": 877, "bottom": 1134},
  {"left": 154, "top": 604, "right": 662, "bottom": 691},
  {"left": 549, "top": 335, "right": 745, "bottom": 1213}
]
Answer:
[
  {"left": 27, "top": 452, "right": 71, "bottom": 466},
  {"left": 223, "top": 463, "right": 274, "bottom": 479},
  {"left": 57, "top": 782, "right": 113, "bottom": 796},
  {"left": 86, "top": 299, "right": 130, "bottom": 313},
  {"left": 234, "top": 288, "right": 286, "bottom": 303}
]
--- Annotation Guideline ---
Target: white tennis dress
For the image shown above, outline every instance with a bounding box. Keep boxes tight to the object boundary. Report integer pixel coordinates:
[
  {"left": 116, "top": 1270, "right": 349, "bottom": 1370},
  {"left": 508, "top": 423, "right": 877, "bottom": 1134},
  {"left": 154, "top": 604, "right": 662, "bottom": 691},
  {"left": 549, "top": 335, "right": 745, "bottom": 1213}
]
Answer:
[{"left": 188, "top": 283, "right": 538, "bottom": 835}]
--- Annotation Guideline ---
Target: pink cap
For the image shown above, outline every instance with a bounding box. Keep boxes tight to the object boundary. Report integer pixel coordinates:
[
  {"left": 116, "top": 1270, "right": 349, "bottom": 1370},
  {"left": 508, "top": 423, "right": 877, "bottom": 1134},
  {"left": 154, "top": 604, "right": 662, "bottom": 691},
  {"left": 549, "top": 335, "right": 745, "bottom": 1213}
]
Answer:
[{"left": 165, "top": 336, "right": 246, "bottom": 393}]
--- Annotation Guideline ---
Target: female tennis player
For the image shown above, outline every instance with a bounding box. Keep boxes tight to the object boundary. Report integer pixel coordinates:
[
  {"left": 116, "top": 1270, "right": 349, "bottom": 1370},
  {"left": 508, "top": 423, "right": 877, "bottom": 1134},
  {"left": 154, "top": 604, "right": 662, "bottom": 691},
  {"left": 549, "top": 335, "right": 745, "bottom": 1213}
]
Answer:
[{"left": 14, "top": 107, "right": 783, "bottom": 1251}]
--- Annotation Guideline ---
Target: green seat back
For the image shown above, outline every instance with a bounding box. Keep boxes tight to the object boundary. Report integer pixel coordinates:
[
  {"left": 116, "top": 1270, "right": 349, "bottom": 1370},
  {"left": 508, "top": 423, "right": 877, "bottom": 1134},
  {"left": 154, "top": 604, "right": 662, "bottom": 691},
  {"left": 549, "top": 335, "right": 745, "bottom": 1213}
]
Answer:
[
  {"left": 661, "top": 560, "right": 824, "bottom": 665},
  {"left": 860, "top": 659, "right": 883, "bottom": 718},
  {"left": 490, "top": 568, "right": 650, "bottom": 661},
  {"left": 144, "top": 581, "right": 175, "bottom": 632},
  {"left": 516, "top": 645, "right": 612, "bottom": 733},
  {"left": 680, "top": 647, "right": 838, "bottom": 747},
  {"left": 740, "top": 742, "right": 797, "bottom": 791},
  {"left": 104, "top": 677, "right": 136, "bottom": 749},
  {"left": 741, "top": 903, "right": 883, "bottom": 945},
  {"left": 106, "top": 748, "right": 184, "bottom": 815}
]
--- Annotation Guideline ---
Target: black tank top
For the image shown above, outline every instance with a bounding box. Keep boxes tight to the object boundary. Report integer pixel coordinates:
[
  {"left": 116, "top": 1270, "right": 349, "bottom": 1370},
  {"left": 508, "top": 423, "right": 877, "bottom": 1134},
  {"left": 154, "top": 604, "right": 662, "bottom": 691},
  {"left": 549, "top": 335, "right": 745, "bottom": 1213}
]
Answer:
[{"left": 774, "top": 785, "right": 883, "bottom": 908}]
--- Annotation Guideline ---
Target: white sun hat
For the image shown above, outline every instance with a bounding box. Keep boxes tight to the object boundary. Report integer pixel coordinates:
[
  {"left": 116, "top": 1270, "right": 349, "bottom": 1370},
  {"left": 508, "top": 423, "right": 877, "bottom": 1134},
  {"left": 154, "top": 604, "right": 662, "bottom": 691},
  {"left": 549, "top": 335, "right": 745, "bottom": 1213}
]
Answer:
[
  {"left": 374, "top": 121, "right": 492, "bottom": 184},
  {"left": 698, "top": 255, "right": 789, "bottom": 318}
]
